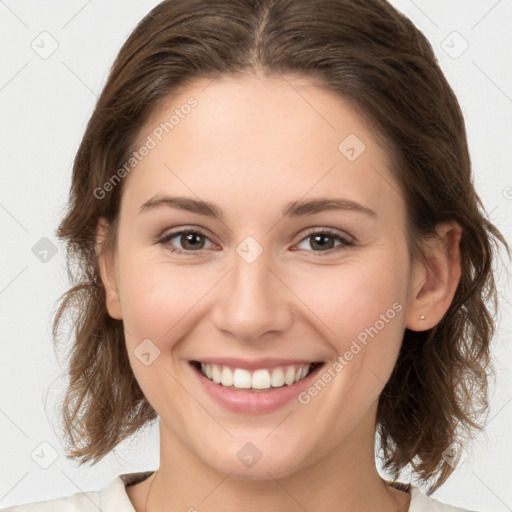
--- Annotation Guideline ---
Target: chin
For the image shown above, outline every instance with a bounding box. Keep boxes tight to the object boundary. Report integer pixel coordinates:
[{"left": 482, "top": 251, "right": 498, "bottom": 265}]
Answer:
[
  {"left": 215, "top": 458, "right": 304, "bottom": 481},
  {"left": 200, "top": 439, "right": 314, "bottom": 481}
]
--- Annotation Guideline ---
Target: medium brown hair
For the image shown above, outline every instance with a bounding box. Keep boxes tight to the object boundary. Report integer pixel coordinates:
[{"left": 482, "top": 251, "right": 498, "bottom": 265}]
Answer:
[{"left": 52, "top": 0, "right": 509, "bottom": 493}]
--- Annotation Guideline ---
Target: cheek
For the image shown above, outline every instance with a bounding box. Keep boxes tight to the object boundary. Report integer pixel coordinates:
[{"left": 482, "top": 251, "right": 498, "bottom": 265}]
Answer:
[
  {"left": 290, "top": 259, "right": 408, "bottom": 432},
  {"left": 294, "top": 259, "right": 407, "bottom": 341},
  {"left": 117, "top": 251, "right": 219, "bottom": 346},
  {"left": 289, "top": 253, "right": 409, "bottom": 400},
  {"left": 116, "top": 253, "right": 207, "bottom": 414}
]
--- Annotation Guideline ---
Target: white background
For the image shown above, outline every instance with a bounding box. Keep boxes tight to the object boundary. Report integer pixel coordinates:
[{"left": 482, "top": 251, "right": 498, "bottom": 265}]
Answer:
[{"left": 1, "top": 0, "right": 511, "bottom": 510}]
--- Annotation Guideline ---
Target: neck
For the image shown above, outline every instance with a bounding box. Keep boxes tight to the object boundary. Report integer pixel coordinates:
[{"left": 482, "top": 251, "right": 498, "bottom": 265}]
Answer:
[{"left": 139, "top": 412, "right": 410, "bottom": 512}]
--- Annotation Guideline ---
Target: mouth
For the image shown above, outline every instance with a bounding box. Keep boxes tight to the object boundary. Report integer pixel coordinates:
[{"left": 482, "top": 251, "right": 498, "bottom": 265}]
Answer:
[{"left": 190, "top": 360, "right": 324, "bottom": 393}]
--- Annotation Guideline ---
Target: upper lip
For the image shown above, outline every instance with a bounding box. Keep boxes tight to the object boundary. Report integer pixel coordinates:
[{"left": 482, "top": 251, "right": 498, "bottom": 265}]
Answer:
[{"left": 190, "top": 358, "right": 322, "bottom": 371}]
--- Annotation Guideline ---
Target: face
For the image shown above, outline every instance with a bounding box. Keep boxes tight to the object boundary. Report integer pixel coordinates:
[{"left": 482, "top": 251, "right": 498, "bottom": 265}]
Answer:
[{"left": 99, "top": 72, "right": 420, "bottom": 480}]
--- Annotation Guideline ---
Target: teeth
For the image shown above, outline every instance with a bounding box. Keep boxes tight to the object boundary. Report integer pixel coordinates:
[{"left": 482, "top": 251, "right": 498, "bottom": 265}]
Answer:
[
  {"left": 252, "top": 369, "right": 271, "bottom": 389},
  {"left": 221, "top": 366, "right": 233, "bottom": 387},
  {"left": 201, "top": 362, "right": 212, "bottom": 380},
  {"left": 270, "top": 367, "right": 284, "bottom": 387},
  {"left": 233, "top": 368, "right": 252, "bottom": 389},
  {"left": 211, "top": 364, "right": 221, "bottom": 384},
  {"left": 284, "top": 366, "right": 296, "bottom": 385},
  {"left": 198, "top": 363, "right": 312, "bottom": 390}
]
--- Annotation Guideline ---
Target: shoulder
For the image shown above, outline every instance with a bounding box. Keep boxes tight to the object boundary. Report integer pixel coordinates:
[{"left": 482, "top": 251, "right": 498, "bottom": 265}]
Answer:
[
  {"left": 0, "top": 471, "right": 155, "bottom": 512},
  {"left": 0, "top": 487, "right": 102, "bottom": 512},
  {"left": 409, "top": 485, "right": 479, "bottom": 512}
]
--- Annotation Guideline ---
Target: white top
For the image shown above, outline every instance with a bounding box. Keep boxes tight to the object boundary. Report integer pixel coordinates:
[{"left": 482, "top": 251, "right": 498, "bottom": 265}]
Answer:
[{"left": 1, "top": 471, "right": 477, "bottom": 511}]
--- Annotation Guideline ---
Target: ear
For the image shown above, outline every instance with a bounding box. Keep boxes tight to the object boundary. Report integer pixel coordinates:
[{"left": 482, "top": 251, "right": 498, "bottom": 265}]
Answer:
[
  {"left": 96, "top": 217, "right": 122, "bottom": 320},
  {"left": 405, "top": 220, "right": 462, "bottom": 332}
]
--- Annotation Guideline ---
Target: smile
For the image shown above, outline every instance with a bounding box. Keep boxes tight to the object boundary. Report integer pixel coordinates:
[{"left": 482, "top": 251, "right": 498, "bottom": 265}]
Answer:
[
  {"left": 189, "top": 359, "right": 325, "bottom": 413},
  {"left": 191, "top": 361, "right": 323, "bottom": 391}
]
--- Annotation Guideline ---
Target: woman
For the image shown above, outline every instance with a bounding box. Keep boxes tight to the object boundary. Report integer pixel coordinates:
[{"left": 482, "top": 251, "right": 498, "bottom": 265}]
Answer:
[{"left": 3, "top": 0, "right": 508, "bottom": 510}]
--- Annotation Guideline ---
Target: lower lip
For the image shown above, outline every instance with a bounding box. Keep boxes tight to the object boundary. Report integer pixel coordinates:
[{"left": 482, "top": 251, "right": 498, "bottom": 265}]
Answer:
[{"left": 190, "top": 363, "right": 323, "bottom": 415}]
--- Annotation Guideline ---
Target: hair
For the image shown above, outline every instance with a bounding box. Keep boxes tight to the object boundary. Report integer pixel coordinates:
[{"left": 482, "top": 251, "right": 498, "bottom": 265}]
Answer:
[{"left": 52, "top": 0, "right": 509, "bottom": 494}]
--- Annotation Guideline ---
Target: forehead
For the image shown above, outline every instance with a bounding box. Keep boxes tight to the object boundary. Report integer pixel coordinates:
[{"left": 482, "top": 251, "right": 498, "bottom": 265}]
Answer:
[{"left": 122, "top": 73, "right": 403, "bottom": 223}]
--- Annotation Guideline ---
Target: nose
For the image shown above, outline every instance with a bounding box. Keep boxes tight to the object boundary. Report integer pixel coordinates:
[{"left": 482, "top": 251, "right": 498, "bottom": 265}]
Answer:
[{"left": 211, "top": 246, "right": 293, "bottom": 341}]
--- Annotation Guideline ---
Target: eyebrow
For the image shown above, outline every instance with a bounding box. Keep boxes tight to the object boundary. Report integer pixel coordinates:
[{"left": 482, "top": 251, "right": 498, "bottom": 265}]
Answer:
[{"left": 138, "top": 194, "right": 377, "bottom": 219}]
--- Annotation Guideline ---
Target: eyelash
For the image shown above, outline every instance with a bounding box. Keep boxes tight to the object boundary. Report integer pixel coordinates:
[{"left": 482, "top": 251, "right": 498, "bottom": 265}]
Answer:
[{"left": 157, "top": 228, "right": 355, "bottom": 257}]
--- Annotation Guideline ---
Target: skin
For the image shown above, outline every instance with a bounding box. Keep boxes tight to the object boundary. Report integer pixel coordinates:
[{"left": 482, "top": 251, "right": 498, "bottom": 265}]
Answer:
[{"left": 96, "top": 72, "right": 462, "bottom": 512}]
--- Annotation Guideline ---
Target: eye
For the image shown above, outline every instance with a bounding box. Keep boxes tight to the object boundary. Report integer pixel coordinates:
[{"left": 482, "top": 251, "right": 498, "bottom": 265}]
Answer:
[
  {"left": 157, "top": 227, "right": 355, "bottom": 257},
  {"left": 158, "top": 229, "right": 217, "bottom": 255},
  {"left": 294, "top": 228, "right": 355, "bottom": 256}
]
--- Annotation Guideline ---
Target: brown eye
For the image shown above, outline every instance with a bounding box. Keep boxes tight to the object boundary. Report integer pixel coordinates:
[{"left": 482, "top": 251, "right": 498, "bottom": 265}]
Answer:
[
  {"left": 159, "top": 230, "right": 216, "bottom": 254},
  {"left": 308, "top": 233, "right": 337, "bottom": 251},
  {"left": 178, "top": 232, "right": 206, "bottom": 250},
  {"left": 295, "top": 229, "right": 354, "bottom": 255}
]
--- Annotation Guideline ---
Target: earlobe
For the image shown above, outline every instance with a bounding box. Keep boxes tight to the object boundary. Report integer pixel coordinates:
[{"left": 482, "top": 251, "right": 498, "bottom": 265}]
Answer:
[
  {"left": 405, "top": 221, "right": 462, "bottom": 332},
  {"left": 96, "top": 217, "right": 123, "bottom": 320}
]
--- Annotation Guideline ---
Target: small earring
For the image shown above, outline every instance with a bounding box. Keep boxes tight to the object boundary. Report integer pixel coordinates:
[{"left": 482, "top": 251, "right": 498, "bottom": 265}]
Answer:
[{"left": 420, "top": 315, "right": 426, "bottom": 320}]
